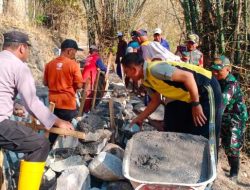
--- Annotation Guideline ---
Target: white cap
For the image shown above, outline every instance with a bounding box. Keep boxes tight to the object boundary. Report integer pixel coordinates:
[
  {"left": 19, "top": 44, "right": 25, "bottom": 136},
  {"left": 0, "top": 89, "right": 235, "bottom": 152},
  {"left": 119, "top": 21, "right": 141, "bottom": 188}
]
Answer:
[
  {"left": 117, "top": 32, "right": 123, "bottom": 37},
  {"left": 153, "top": 28, "right": 162, "bottom": 34}
]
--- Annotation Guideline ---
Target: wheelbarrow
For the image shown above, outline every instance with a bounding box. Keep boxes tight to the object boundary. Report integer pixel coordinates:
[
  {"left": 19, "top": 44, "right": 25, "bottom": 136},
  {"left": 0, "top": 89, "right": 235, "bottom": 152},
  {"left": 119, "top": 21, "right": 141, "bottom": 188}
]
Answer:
[{"left": 123, "top": 86, "right": 217, "bottom": 190}]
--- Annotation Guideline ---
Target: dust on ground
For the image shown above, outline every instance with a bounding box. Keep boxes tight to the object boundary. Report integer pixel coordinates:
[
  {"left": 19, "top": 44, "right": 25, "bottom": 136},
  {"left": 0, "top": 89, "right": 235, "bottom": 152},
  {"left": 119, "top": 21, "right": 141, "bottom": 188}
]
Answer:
[{"left": 213, "top": 149, "right": 250, "bottom": 190}]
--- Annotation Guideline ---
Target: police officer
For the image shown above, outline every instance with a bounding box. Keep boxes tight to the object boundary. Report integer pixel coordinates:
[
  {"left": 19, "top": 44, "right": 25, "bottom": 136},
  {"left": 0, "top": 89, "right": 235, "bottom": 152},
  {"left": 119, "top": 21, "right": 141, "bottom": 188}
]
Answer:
[
  {"left": 0, "top": 31, "right": 73, "bottom": 189},
  {"left": 211, "top": 55, "right": 249, "bottom": 181}
]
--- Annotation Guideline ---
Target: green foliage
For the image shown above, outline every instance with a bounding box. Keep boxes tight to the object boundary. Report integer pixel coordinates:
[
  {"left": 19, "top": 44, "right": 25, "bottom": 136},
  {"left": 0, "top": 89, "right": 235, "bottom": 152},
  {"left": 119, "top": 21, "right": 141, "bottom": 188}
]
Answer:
[{"left": 35, "top": 14, "right": 47, "bottom": 25}]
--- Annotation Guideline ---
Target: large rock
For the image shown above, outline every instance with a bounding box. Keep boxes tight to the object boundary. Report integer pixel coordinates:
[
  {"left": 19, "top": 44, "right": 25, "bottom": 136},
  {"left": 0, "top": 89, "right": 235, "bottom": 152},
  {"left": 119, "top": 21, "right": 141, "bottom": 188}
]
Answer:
[
  {"left": 103, "top": 143, "right": 124, "bottom": 160},
  {"left": 83, "top": 129, "right": 112, "bottom": 142},
  {"left": 77, "top": 114, "right": 107, "bottom": 132},
  {"left": 88, "top": 152, "right": 124, "bottom": 181},
  {"left": 77, "top": 113, "right": 112, "bottom": 142},
  {"left": 77, "top": 137, "right": 109, "bottom": 155},
  {"left": 93, "top": 100, "right": 123, "bottom": 118},
  {"left": 110, "top": 83, "right": 127, "bottom": 98},
  {"left": 52, "top": 136, "right": 79, "bottom": 149},
  {"left": 56, "top": 165, "right": 90, "bottom": 190},
  {"left": 50, "top": 155, "right": 86, "bottom": 172}
]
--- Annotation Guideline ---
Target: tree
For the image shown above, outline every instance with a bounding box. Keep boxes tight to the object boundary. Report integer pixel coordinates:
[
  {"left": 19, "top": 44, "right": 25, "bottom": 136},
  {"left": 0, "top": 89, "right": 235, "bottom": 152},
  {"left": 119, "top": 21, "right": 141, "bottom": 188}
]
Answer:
[
  {"left": 82, "top": 0, "right": 146, "bottom": 57},
  {"left": 178, "top": 0, "right": 249, "bottom": 66}
]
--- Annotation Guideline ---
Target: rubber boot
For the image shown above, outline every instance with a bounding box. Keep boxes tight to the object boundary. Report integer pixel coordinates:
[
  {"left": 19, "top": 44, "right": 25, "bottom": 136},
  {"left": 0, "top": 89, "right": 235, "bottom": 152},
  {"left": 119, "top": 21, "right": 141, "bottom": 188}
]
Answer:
[
  {"left": 228, "top": 156, "right": 239, "bottom": 182},
  {"left": 18, "top": 160, "right": 45, "bottom": 190}
]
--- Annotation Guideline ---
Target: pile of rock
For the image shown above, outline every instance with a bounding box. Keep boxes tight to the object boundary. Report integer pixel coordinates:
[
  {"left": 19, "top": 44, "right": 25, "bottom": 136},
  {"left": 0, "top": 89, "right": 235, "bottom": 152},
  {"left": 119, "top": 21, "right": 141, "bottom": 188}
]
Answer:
[{"left": 5, "top": 72, "right": 163, "bottom": 190}]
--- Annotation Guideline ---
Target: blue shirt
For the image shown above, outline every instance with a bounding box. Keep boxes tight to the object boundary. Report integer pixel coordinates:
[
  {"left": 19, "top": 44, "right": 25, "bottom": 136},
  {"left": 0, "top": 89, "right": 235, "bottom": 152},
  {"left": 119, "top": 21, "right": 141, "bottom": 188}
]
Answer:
[
  {"left": 160, "top": 38, "right": 170, "bottom": 51},
  {"left": 127, "top": 41, "right": 140, "bottom": 49},
  {"left": 96, "top": 58, "right": 107, "bottom": 72}
]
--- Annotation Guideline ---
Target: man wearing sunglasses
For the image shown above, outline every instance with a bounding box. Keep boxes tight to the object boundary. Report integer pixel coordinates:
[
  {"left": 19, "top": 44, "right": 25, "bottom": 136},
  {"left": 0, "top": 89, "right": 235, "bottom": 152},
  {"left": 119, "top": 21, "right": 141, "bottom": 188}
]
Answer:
[{"left": 211, "top": 55, "right": 248, "bottom": 181}]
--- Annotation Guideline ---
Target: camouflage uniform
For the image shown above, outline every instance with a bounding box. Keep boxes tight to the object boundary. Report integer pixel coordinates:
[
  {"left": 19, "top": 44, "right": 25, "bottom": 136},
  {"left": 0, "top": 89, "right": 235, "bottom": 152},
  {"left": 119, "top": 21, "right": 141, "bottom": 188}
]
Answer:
[
  {"left": 183, "top": 49, "right": 203, "bottom": 66},
  {"left": 219, "top": 73, "right": 248, "bottom": 158}
]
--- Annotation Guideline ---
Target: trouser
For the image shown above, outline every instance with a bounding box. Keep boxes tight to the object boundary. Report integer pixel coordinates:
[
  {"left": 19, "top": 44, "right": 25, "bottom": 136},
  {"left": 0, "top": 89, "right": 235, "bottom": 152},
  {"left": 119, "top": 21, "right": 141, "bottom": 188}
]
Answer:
[
  {"left": 84, "top": 91, "right": 93, "bottom": 113},
  {"left": 48, "top": 108, "right": 77, "bottom": 146},
  {"left": 116, "top": 62, "right": 122, "bottom": 79},
  {"left": 164, "top": 77, "right": 222, "bottom": 149},
  {"left": 221, "top": 117, "right": 245, "bottom": 158},
  {"left": 228, "top": 156, "right": 239, "bottom": 176},
  {"left": 0, "top": 119, "right": 50, "bottom": 162},
  {"left": 221, "top": 116, "right": 245, "bottom": 176}
]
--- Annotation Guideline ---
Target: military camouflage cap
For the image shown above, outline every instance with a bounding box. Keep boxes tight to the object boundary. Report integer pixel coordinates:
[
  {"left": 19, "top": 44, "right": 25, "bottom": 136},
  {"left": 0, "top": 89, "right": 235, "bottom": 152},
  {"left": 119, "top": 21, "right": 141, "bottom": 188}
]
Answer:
[
  {"left": 211, "top": 55, "right": 231, "bottom": 70},
  {"left": 186, "top": 33, "right": 199, "bottom": 44}
]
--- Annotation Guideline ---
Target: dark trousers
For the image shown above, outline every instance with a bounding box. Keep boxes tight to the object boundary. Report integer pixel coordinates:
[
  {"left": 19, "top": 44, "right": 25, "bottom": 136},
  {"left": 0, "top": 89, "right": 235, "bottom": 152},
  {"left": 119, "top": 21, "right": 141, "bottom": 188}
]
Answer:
[
  {"left": 0, "top": 120, "right": 50, "bottom": 162},
  {"left": 48, "top": 108, "right": 77, "bottom": 146},
  {"left": 164, "top": 77, "right": 222, "bottom": 148},
  {"left": 116, "top": 63, "right": 122, "bottom": 79}
]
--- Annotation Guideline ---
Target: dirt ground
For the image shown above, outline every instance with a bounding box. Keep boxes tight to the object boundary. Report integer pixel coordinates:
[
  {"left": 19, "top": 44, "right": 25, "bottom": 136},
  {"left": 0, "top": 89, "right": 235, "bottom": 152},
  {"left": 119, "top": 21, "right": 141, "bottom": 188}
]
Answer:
[{"left": 212, "top": 148, "right": 250, "bottom": 190}]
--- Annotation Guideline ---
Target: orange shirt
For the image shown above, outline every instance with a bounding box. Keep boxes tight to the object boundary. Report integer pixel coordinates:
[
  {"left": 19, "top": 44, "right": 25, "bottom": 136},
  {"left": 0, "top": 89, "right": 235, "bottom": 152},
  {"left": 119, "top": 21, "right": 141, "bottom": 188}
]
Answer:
[{"left": 44, "top": 56, "right": 83, "bottom": 110}]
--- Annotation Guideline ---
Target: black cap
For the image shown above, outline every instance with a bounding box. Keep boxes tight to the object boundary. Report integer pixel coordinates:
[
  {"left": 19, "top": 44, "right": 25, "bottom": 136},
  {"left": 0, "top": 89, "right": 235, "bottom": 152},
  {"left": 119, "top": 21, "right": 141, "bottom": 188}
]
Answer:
[
  {"left": 130, "top": 30, "right": 137, "bottom": 37},
  {"left": 61, "top": 39, "right": 83, "bottom": 51},
  {"left": 3, "top": 31, "right": 31, "bottom": 46}
]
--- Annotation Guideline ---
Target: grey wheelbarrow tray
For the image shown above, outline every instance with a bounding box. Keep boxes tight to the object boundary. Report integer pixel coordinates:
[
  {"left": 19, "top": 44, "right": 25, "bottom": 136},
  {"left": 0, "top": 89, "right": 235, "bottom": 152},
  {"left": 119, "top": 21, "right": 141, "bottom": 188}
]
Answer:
[{"left": 123, "top": 86, "right": 217, "bottom": 190}]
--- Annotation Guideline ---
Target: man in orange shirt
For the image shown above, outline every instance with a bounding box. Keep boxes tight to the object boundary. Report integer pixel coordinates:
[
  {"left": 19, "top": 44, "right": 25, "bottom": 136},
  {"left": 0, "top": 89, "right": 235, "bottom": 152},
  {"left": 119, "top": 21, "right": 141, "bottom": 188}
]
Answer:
[{"left": 44, "top": 39, "right": 83, "bottom": 145}]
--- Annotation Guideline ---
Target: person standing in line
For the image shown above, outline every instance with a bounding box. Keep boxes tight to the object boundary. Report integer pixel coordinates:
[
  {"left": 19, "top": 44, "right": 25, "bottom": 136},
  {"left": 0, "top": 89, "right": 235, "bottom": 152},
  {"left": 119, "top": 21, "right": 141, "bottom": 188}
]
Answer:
[
  {"left": 44, "top": 39, "right": 83, "bottom": 146},
  {"left": 211, "top": 56, "right": 248, "bottom": 181},
  {"left": 153, "top": 28, "right": 170, "bottom": 51},
  {"left": 115, "top": 32, "right": 127, "bottom": 79},
  {"left": 82, "top": 45, "right": 107, "bottom": 112}
]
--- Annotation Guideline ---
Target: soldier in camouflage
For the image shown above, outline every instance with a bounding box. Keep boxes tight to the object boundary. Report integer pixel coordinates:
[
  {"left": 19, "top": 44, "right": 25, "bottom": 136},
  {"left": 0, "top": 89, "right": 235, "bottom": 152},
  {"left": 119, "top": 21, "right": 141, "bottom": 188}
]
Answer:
[
  {"left": 211, "top": 55, "right": 249, "bottom": 181},
  {"left": 176, "top": 33, "right": 204, "bottom": 67}
]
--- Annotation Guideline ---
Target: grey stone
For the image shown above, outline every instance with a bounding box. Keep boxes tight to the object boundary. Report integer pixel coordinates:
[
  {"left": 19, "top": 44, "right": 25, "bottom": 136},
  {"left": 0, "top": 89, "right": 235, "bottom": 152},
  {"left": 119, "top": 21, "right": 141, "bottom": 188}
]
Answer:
[
  {"left": 50, "top": 155, "right": 86, "bottom": 172},
  {"left": 140, "top": 104, "right": 164, "bottom": 121},
  {"left": 40, "top": 168, "right": 57, "bottom": 190},
  {"left": 106, "top": 181, "right": 133, "bottom": 190},
  {"left": 56, "top": 165, "right": 90, "bottom": 190},
  {"left": 133, "top": 103, "right": 145, "bottom": 114},
  {"left": 103, "top": 143, "right": 124, "bottom": 160},
  {"left": 77, "top": 137, "right": 109, "bottom": 155},
  {"left": 93, "top": 100, "right": 123, "bottom": 118},
  {"left": 128, "top": 95, "right": 143, "bottom": 106},
  {"left": 44, "top": 168, "right": 56, "bottom": 181},
  {"left": 84, "top": 129, "right": 112, "bottom": 142},
  {"left": 141, "top": 123, "right": 156, "bottom": 131},
  {"left": 77, "top": 114, "right": 107, "bottom": 132},
  {"left": 52, "top": 136, "right": 79, "bottom": 149},
  {"left": 88, "top": 152, "right": 124, "bottom": 181}
]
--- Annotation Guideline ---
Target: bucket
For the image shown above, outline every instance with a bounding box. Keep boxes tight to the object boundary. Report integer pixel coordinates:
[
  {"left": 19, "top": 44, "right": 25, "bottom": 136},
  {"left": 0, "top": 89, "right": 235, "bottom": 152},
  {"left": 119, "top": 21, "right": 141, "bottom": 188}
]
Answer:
[{"left": 18, "top": 160, "right": 45, "bottom": 190}]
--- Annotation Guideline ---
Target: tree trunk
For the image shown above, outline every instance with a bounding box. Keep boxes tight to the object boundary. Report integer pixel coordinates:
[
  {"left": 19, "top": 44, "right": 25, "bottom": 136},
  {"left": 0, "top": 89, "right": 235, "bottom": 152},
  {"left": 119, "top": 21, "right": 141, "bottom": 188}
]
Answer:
[
  {"left": 216, "top": 0, "right": 225, "bottom": 54},
  {"left": 3, "top": 0, "right": 29, "bottom": 21},
  {"left": 180, "top": 0, "right": 192, "bottom": 32},
  {"left": 230, "top": 0, "right": 242, "bottom": 63},
  {"left": 82, "top": 0, "right": 97, "bottom": 46}
]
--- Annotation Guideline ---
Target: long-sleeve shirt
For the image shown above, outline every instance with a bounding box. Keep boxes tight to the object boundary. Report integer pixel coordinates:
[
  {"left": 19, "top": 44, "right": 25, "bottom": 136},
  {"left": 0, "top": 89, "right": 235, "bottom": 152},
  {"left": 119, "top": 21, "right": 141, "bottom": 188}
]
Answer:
[
  {"left": 140, "top": 41, "right": 181, "bottom": 62},
  {"left": 219, "top": 73, "right": 248, "bottom": 123},
  {"left": 96, "top": 58, "right": 107, "bottom": 72},
  {"left": 160, "top": 38, "right": 170, "bottom": 51},
  {"left": 0, "top": 50, "right": 57, "bottom": 129}
]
